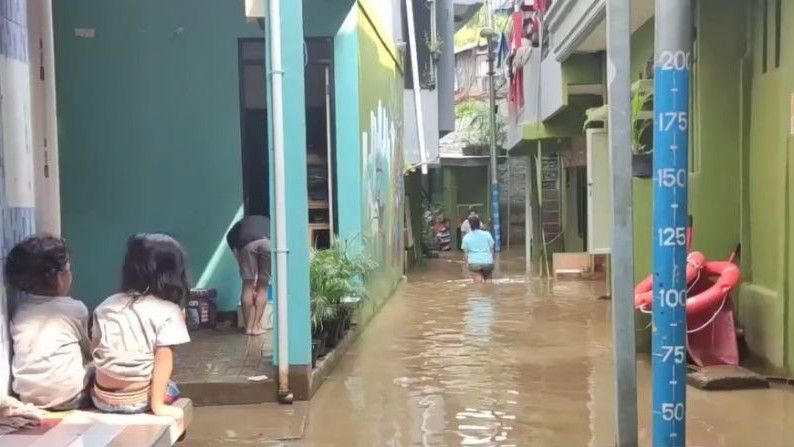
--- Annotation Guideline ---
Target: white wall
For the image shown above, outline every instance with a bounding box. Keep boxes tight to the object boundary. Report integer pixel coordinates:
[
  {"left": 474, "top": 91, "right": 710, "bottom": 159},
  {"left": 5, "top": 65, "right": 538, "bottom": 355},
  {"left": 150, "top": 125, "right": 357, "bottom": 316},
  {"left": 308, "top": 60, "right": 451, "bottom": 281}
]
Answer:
[{"left": 28, "top": 0, "right": 61, "bottom": 235}]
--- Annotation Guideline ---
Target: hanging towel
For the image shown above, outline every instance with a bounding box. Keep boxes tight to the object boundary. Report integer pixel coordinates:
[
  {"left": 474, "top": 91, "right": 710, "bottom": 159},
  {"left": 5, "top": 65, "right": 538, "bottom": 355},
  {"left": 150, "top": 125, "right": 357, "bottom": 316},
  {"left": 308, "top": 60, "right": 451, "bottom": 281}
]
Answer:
[
  {"left": 497, "top": 32, "right": 509, "bottom": 68},
  {"left": 509, "top": 11, "right": 525, "bottom": 114}
]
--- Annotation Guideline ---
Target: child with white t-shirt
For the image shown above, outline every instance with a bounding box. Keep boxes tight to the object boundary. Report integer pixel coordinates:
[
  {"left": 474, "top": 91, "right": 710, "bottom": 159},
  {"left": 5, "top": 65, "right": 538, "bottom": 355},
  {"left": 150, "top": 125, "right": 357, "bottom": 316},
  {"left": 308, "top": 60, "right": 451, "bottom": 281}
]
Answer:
[
  {"left": 91, "top": 233, "right": 191, "bottom": 418},
  {"left": 6, "top": 235, "right": 92, "bottom": 410}
]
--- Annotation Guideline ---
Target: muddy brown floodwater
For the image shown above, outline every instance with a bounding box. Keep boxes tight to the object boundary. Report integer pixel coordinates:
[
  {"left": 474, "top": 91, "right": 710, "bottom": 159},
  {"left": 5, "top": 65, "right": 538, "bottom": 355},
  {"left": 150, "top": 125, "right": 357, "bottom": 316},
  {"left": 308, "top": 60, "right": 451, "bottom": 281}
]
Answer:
[{"left": 287, "top": 254, "right": 794, "bottom": 446}]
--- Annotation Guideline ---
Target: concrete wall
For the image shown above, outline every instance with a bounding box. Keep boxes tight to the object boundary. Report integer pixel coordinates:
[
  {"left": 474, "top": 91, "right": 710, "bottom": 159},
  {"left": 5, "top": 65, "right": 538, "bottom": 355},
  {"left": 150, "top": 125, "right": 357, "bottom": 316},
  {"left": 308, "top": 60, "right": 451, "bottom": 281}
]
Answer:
[{"left": 54, "top": 0, "right": 263, "bottom": 311}]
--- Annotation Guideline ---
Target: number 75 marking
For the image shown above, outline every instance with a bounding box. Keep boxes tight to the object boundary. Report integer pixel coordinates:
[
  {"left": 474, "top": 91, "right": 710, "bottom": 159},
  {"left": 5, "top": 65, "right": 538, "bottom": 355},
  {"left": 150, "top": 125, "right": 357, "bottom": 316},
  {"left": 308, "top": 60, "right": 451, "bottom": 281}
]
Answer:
[{"left": 661, "top": 345, "right": 685, "bottom": 364}]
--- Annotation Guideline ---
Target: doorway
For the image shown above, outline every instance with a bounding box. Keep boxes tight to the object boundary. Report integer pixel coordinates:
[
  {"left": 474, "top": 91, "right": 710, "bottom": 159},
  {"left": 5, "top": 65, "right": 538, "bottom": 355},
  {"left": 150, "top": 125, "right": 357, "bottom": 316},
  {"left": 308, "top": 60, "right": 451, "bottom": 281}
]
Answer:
[
  {"left": 305, "top": 38, "right": 337, "bottom": 249},
  {"left": 238, "top": 39, "right": 269, "bottom": 217}
]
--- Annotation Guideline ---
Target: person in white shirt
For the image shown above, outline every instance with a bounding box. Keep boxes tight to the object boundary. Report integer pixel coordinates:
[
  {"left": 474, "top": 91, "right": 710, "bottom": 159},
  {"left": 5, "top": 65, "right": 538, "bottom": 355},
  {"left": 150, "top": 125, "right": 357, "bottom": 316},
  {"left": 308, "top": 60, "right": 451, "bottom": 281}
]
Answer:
[
  {"left": 6, "top": 235, "right": 91, "bottom": 410},
  {"left": 460, "top": 209, "right": 479, "bottom": 239}
]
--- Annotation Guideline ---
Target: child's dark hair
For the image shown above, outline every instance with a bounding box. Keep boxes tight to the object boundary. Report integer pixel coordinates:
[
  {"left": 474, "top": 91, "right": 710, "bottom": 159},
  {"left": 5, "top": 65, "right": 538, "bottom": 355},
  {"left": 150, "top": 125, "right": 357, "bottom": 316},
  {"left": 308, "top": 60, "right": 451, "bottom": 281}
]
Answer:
[
  {"left": 468, "top": 216, "right": 481, "bottom": 231},
  {"left": 5, "top": 235, "right": 70, "bottom": 295},
  {"left": 121, "top": 233, "right": 190, "bottom": 307}
]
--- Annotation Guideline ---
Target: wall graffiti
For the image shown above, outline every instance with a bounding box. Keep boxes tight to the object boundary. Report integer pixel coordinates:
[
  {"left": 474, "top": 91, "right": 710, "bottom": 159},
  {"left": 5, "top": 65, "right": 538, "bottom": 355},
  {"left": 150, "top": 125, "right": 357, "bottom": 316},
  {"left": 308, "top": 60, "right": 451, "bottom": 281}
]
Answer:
[{"left": 358, "top": 4, "right": 405, "bottom": 288}]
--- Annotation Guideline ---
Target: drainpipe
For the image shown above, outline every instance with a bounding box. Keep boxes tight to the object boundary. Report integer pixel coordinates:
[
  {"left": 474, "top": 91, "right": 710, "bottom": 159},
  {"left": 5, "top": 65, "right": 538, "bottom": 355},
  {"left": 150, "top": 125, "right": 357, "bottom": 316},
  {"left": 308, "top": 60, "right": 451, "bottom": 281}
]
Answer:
[
  {"left": 269, "top": 0, "right": 293, "bottom": 404},
  {"left": 405, "top": 0, "right": 429, "bottom": 175}
]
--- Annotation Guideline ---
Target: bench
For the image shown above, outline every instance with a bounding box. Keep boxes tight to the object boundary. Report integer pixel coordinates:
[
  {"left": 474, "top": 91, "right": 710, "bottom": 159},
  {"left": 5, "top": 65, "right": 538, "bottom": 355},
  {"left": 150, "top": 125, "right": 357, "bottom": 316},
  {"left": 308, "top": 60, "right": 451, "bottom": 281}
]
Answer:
[{"left": 1, "top": 398, "right": 192, "bottom": 447}]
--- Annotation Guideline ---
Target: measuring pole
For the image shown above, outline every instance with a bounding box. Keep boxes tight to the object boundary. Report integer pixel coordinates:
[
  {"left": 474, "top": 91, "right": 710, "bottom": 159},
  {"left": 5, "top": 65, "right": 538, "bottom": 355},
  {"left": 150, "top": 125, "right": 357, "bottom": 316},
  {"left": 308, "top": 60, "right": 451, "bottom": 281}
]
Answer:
[
  {"left": 652, "top": 1, "right": 691, "bottom": 445},
  {"left": 484, "top": 2, "right": 502, "bottom": 253},
  {"left": 605, "top": 0, "right": 638, "bottom": 445}
]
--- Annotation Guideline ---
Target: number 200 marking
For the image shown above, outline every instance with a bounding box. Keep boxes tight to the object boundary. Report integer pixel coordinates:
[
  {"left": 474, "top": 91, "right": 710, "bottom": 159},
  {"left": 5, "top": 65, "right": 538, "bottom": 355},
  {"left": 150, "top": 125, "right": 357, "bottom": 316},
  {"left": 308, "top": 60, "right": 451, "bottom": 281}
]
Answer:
[{"left": 658, "top": 50, "right": 692, "bottom": 71}]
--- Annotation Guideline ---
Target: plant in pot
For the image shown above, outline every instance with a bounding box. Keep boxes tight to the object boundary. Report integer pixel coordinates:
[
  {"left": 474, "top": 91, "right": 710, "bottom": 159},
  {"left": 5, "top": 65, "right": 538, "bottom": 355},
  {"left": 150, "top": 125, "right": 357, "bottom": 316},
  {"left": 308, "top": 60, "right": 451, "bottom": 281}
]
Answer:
[
  {"left": 425, "top": 32, "right": 444, "bottom": 62},
  {"left": 631, "top": 89, "right": 654, "bottom": 178},
  {"left": 310, "top": 239, "right": 376, "bottom": 362}
]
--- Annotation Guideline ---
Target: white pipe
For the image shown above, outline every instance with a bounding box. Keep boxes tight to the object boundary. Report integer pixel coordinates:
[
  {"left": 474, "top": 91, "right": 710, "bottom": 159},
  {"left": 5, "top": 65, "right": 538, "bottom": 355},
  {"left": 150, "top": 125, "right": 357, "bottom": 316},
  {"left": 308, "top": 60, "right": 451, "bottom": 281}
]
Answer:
[
  {"left": 405, "top": 0, "right": 429, "bottom": 175},
  {"left": 324, "top": 66, "right": 335, "bottom": 243},
  {"left": 269, "top": 0, "right": 291, "bottom": 402}
]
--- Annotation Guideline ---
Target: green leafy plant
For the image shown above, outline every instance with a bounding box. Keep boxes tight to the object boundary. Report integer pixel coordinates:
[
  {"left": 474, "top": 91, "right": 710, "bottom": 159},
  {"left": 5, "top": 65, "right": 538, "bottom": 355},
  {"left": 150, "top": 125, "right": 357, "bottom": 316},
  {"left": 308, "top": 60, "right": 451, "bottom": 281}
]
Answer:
[
  {"left": 425, "top": 32, "right": 444, "bottom": 60},
  {"left": 310, "top": 239, "right": 377, "bottom": 332},
  {"left": 422, "top": 64, "right": 437, "bottom": 90},
  {"left": 419, "top": 193, "right": 443, "bottom": 253},
  {"left": 631, "top": 90, "right": 654, "bottom": 153},
  {"left": 457, "top": 99, "right": 506, "bottom": 151}
]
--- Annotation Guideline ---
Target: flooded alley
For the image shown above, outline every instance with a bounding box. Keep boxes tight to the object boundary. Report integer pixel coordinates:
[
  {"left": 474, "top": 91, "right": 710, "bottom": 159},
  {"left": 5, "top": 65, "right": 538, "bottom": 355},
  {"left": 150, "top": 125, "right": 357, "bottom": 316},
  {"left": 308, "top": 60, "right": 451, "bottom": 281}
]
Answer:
[
  {"left": 185, "top": 255, "right": 794, "bottom": 446},
  {"left": 294, "top": 256, "right": 794, "bottom": 446}
]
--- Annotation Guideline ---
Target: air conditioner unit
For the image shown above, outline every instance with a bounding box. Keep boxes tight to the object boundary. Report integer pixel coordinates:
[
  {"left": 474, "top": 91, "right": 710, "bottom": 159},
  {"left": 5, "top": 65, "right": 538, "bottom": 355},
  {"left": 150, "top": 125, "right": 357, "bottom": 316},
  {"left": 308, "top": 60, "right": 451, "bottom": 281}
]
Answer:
[{"left": 245, "top": 0, "right": 265, "bottom": 18}]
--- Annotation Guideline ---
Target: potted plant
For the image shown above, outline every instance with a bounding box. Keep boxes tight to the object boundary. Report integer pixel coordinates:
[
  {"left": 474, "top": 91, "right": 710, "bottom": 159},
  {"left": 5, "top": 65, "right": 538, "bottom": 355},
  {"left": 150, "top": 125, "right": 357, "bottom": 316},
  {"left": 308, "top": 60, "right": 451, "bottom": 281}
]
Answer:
[
  {"left": 310, "top": 239, "right": 376, "bottom": 357},
  {"left": 631, "top": 88, "right": 654, "bottom": 178},
  {"left": 425, "top": 32, "right": 443, "bottom": 62}
]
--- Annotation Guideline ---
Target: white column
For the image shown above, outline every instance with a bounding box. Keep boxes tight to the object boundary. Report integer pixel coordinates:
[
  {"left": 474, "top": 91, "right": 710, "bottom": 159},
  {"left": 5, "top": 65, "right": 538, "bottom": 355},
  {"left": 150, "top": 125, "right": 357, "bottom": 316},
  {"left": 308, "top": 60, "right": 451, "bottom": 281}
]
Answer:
[{"left": 28, "top": 0, "right": 61, "bottom": 235}]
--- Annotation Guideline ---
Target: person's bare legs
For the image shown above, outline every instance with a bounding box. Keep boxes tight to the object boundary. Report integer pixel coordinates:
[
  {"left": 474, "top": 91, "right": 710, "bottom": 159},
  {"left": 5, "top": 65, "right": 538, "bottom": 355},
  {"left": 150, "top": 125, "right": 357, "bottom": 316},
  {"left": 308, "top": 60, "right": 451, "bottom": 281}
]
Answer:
[
  {"left": 241, "top": 279, "right": 256, "bottom": 335},
  {"left": 250, "top": 278, "right": 268, "bottom": 335}
]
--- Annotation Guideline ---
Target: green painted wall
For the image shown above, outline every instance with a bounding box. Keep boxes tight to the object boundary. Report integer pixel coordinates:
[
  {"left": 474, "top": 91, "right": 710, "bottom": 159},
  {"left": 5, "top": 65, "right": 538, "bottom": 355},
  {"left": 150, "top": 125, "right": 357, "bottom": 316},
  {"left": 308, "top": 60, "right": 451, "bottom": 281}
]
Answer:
[
  {"left": 563, "top": 53, "right": 603, "bottom": 86},
  {"left": 563, "top": 168, "right": 584, "bottom": 252},
  {"left": 455, "top": 166, "right": 490, "bottom": 221},
  {"left": 738, "top": 0, "right": 794, "bottom": 373},
  {"left": 629, "top": 3, "right": 747, "bottom": 353},
  {"left": 357, "top": 1, "right": 405, "bottom": 305},
  {"left": 54, "top": 0, "right": 262, "bottom": 310},
  {"left": 630, "top": 19, "right": 654, "bottom": 284}
]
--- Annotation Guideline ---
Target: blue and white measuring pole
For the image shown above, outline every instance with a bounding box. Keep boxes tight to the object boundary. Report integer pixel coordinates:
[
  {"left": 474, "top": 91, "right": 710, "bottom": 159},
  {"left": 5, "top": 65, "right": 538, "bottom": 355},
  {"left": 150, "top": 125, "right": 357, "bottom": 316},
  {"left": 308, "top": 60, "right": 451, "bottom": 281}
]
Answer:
[{"left": 652, "top": 1, "right": 691, "bottom": 445}]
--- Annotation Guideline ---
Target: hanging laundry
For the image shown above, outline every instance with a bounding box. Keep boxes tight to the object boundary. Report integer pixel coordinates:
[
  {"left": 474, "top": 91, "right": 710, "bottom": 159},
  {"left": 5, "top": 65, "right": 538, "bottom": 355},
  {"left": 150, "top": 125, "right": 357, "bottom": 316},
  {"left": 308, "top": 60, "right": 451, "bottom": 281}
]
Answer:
[
  {"left": 497, "top": 32, "right": 509, "bottom": 68},
  {"left": 509, "top": 11, "right": 525, "bottom": 114}
]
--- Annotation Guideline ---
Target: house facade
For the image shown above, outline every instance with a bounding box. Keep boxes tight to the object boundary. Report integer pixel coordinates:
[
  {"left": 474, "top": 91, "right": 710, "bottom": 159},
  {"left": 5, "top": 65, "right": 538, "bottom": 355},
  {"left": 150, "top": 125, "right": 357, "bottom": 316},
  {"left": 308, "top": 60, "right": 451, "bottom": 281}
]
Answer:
[
  {"left": 509, "top": 0, "right": 794, "bottom": 373},
  {"left": 0, "top": 0, "right": 466, "bottom": 399}
]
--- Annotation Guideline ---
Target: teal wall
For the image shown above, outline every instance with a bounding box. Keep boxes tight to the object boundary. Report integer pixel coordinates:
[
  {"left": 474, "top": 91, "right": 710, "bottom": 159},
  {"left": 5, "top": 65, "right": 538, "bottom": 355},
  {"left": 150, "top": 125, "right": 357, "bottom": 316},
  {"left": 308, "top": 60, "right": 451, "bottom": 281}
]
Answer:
[
  {"left": 335, "top": 6, "right": 363, "bottom": 246},
  {"left": 304, "top": 0, "right": 354, "bottom": 38},
  {"left": 269, "top": 1, "right": 312, "bottom": 367},
  {"left": 54, "top": 0, "right": 262, "bottom": 310}
]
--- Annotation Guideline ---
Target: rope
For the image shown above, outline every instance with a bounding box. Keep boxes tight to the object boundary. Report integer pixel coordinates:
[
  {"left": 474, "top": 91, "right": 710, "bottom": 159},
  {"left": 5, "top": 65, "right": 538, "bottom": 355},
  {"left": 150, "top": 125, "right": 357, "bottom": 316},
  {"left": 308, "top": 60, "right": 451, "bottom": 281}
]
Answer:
[{"left": 686, "top": 290, "right": 729, "bottom": 334}]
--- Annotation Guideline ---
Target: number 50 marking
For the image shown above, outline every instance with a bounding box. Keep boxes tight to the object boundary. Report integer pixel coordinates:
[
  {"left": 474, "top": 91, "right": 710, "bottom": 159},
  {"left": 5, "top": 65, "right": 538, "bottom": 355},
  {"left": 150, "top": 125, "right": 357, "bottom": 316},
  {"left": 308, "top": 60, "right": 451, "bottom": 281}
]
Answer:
[{"left": 662, "top": 403, "right": 685, "bottom": 422}]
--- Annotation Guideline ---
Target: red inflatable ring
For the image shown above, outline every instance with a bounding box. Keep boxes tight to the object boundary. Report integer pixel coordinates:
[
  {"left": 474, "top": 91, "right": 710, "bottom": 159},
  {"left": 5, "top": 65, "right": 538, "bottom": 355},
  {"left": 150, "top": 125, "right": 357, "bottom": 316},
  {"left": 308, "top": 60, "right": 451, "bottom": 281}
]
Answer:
[
  {"left": 687, "top": 261, "right": 741, "bottom": 315},
  {"left": 634, "top": 251, "right": 706, "bottom": 309}
]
